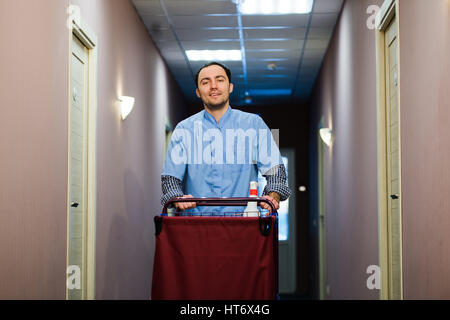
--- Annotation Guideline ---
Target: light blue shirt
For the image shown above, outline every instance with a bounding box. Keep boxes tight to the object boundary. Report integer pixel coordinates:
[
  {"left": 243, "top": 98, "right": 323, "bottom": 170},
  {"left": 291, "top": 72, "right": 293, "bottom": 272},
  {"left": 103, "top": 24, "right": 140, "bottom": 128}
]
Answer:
[{"left": 162, "top": 106, "right": 283, "bottom": 215}]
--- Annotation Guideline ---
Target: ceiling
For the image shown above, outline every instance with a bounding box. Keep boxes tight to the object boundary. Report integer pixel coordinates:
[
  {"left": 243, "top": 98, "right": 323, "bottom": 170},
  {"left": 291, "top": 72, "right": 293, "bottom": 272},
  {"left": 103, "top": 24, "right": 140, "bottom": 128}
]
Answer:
[{"left": 131, "top": 0, "right": 344, "bottom": 106}]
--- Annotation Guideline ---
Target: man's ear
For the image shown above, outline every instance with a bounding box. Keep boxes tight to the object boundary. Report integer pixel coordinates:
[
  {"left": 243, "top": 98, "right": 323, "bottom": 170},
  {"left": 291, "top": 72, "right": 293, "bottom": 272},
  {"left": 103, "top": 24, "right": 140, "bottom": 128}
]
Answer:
[
  {"left": 229, "top": 83, "right": 234, "bottom": 94},
  {"left": 195, "top": 88, "right": 201, "bottom": 98}
]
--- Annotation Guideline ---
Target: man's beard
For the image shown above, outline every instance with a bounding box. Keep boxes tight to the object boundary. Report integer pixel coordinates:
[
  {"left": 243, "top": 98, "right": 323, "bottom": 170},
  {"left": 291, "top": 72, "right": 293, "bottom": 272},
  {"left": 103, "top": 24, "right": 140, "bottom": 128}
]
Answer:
[
  {"left": 205, "top": 99, "right": 228, "bottom": 110},
  {"left": 203, "top": 93, "right": 230, "bottom": 111}
]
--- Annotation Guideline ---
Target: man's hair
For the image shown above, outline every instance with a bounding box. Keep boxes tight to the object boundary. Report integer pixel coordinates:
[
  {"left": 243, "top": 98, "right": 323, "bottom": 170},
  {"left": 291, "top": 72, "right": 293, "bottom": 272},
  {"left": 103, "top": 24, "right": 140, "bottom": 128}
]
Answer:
[{"left": 195, "top": 62, "right": 232, "bottom": 88}]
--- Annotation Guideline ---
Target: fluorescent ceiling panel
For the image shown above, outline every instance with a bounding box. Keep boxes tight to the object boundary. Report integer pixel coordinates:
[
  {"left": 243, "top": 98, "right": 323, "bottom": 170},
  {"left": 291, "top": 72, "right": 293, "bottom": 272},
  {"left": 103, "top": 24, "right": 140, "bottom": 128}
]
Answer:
[
  {"left": 186, "top": 50, "right": 242, "bottom": 61},
  {"left": 239, "top": 0, "right": 314, "bottom": 15}
]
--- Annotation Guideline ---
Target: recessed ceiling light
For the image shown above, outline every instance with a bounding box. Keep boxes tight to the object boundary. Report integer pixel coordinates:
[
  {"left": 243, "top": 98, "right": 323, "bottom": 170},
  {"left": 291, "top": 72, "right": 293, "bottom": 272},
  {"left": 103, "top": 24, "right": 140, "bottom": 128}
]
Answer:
[
  {"left": 185, "top": 50, "right": 242, "bottom": 61},
  {"left": 239, "top": 0, "right": 314, "bottom": 15}
]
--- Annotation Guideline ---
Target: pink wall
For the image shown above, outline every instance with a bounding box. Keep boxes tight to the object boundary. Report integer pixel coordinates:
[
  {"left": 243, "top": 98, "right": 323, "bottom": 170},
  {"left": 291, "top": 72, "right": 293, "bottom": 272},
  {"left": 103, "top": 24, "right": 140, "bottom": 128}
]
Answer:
[
  {"left": 0, "top": 0, "right": 188, "bottom": 299},
  {"left": 0, "top": 0, "right": 69, "bottom": 299},
  {"left": 311, "top": 0, "right": 450, "bottom": 299},
  {"left": 309, "top": 0, "right": 384, "bottom": 299},
  {"left": 70, "top": 0, "right": 188, "bottom": 299},
  {"left": 398, "top": 0, "right": 450, "bottom": 299}
]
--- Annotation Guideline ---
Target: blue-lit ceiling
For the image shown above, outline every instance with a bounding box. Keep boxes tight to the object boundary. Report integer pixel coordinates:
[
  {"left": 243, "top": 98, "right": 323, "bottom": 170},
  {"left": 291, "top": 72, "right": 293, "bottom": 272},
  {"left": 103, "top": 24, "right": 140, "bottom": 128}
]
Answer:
[{"left": 132, "top": 0, "right": 344, "bottom": 106}]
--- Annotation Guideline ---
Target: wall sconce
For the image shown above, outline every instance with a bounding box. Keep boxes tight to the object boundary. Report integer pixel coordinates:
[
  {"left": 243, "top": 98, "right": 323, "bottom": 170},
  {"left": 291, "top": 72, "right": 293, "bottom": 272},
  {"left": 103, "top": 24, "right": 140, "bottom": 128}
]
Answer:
[
  {"left": 319, "top": 128, "right": 333, "bottom": 147},
  {"left": 119, "top": 96, "right": 135, "bottom": 120}
]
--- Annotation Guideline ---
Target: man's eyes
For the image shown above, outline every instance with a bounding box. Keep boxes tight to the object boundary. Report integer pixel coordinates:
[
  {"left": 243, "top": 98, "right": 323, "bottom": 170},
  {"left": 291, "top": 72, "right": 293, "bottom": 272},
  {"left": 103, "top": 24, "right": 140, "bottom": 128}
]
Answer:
[{"left": 200, "top": 78, "right": 225, "bottom": 85}]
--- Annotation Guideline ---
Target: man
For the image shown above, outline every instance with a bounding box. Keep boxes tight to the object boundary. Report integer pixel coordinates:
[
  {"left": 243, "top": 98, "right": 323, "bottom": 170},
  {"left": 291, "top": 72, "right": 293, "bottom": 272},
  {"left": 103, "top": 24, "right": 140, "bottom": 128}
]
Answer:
[{"left": 161, "top": 62, "right": 290, "bottom": 215}]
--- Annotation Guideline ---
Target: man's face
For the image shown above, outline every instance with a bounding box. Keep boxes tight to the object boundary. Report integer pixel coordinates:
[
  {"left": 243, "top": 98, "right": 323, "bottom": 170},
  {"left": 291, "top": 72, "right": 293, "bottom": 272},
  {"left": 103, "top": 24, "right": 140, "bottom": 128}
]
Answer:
[{"left": 196, "top": 65, "right": 234, "bottom": 110}]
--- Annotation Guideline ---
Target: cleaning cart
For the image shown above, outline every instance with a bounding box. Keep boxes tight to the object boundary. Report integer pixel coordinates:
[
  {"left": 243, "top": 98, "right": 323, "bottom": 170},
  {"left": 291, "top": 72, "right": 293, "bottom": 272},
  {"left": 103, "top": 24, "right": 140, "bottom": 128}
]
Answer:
[{"left": 151, "top": 197, "right": 278, "bottom": 300}]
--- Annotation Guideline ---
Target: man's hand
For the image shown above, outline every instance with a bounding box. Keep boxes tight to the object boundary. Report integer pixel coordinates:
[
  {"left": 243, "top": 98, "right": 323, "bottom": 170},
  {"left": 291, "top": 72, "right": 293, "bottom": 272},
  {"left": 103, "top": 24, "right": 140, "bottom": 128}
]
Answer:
[
  {"left": 174, "top": 194, "right": 197, "bottom": 211},
  {"left": 259, "top": 192, "right": 280, "bottom": 214}
]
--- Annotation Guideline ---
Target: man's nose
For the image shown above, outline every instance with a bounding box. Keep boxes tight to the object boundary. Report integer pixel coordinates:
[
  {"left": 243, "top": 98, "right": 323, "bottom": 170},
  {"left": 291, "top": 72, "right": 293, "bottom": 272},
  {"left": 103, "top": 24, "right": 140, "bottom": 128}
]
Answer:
[{"left": 210, "top": 79, "right": 218, "bottom": 89}]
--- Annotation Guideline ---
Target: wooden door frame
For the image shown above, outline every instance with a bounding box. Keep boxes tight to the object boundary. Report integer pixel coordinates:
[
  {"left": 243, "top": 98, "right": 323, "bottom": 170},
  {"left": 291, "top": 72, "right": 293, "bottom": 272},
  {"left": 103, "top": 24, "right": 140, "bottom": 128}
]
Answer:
[
  {"left": 375, "top": 0, "right": 403, "bottom": 300},
  {"left": 67, "top": 12, "right": 98, "bottom": 300}
]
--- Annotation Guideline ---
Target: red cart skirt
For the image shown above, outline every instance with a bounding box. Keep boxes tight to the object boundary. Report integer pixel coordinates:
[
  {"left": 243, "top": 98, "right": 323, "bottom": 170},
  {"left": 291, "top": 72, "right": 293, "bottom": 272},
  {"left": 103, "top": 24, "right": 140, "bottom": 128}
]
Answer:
[{"left": 151, "top": 216, "right": 278, "bottom": 300}]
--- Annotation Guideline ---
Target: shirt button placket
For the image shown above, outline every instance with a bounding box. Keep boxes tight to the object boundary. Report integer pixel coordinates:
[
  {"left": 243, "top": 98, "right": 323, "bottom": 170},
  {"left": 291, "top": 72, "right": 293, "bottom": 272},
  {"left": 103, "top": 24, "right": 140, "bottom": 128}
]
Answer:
[{"left": 217, "top": 124, "right": 224, "bottom": 216}]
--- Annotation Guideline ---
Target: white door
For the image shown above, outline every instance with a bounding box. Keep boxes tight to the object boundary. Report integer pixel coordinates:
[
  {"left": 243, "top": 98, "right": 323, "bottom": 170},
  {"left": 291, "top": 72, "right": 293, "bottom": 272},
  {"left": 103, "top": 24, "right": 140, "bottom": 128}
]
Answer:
[
  {"left": 278, "top": 148, "right": 297, "bottom": 294},
  {"left": 384, "top": 16, "right": 403, "bottom": 300},
  {"left": 318, "top": 132, "right": 327, "bottom": 300},
  {"left": 67, "top": 33, "right": 89, "bottom": 300},
  {"left": 259, "top": 149, "right": 297, "bottom": 294}
]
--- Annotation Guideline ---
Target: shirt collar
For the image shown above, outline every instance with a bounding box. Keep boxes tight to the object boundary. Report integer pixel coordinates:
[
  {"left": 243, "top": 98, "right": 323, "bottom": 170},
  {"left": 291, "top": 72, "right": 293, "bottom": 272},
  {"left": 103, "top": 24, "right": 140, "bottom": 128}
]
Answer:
[{"left": 203, "top": 106, "right": 233, "bottom": 127}]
